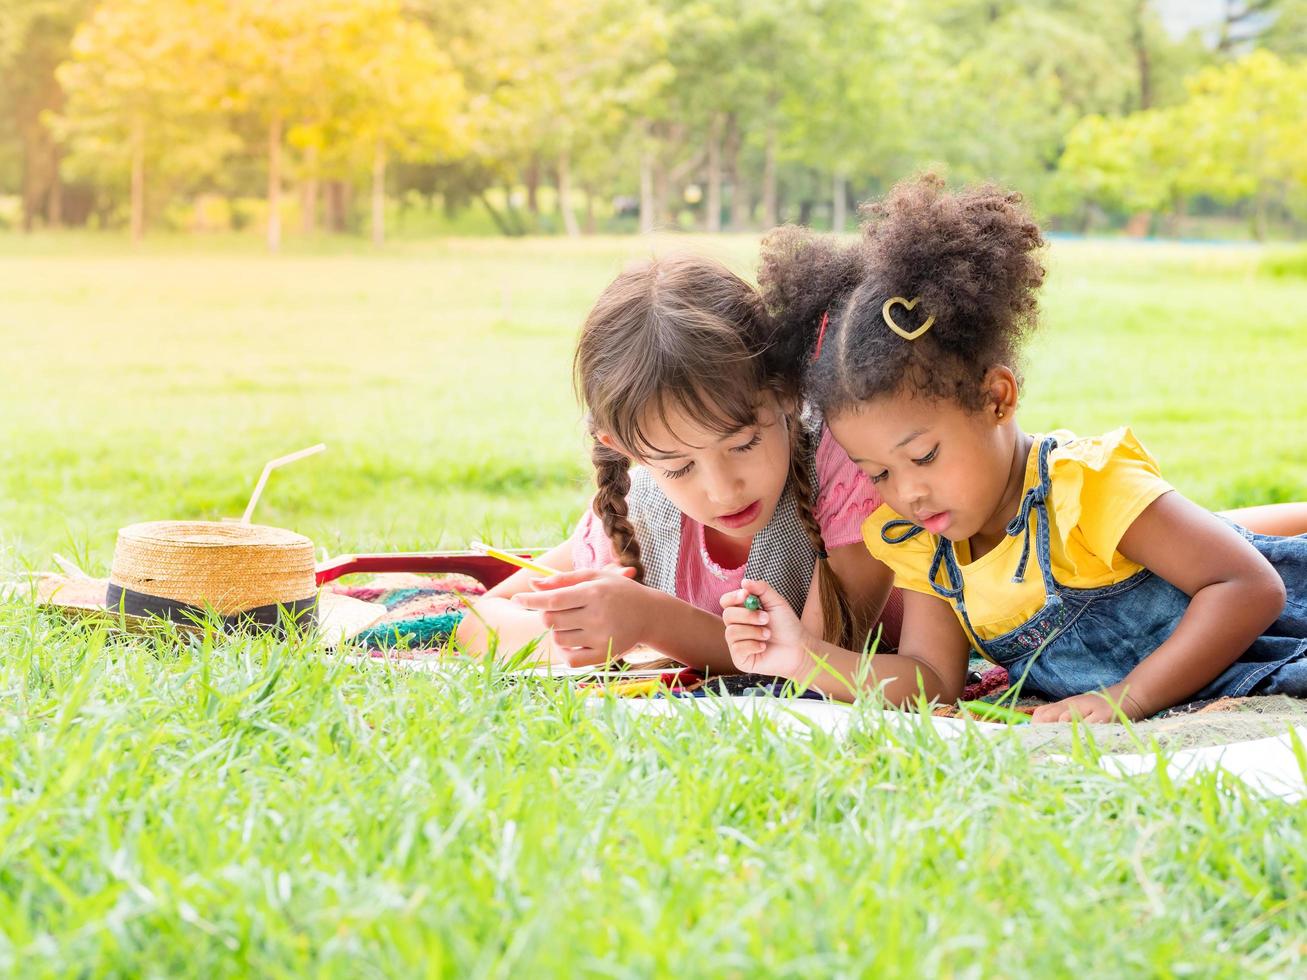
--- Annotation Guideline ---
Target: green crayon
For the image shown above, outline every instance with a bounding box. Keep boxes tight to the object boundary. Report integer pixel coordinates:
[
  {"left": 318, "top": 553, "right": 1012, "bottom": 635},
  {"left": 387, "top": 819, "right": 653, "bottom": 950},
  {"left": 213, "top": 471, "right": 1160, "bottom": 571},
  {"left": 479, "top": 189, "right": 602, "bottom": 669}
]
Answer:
[{"left": 958, "top": 700, "right": 1031, "bottom": 724}]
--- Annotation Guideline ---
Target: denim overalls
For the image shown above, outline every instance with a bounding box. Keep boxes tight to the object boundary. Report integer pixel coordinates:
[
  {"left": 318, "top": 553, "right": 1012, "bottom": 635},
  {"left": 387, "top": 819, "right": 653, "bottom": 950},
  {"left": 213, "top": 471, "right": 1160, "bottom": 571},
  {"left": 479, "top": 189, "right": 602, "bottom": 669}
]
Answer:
[{"left": 883, "top": 437, "right": 1307, "bottom": 702}]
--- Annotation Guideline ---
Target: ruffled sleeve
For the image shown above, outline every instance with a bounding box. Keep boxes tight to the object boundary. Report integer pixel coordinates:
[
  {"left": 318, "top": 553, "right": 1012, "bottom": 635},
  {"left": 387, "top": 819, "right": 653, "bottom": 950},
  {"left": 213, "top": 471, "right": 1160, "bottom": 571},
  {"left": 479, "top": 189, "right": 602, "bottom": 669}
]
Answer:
[
  {"left": 861, "top": 503, "right": 940, "bottom": 596},
  {"left": 570, "top": 499, "right": 617, "bottom": 571},
  {"left": 813, "top": 425, "right": 884, "bottom": 549},
  {"left": 1047, "top": 427, "right": 1172, "bottom": 570}
]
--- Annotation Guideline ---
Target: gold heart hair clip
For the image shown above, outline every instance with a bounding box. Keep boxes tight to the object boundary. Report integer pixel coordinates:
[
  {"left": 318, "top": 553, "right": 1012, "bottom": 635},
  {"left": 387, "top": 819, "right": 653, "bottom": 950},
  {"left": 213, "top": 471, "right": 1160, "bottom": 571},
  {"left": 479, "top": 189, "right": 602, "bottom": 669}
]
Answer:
[{"left": 882, "top": 296, "right": 935, "bottom": 341}]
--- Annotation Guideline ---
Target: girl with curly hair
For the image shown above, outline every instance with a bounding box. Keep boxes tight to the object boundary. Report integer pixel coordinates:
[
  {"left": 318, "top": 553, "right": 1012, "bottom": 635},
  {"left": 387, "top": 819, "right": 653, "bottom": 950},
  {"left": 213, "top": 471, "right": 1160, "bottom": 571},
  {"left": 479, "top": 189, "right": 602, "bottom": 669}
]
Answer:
[
  {"left": 458, "top": 254, "right": 902, "bottom": 674},
  {"left": 723, "top": 175, "right": 1307, "bottom": 721}
]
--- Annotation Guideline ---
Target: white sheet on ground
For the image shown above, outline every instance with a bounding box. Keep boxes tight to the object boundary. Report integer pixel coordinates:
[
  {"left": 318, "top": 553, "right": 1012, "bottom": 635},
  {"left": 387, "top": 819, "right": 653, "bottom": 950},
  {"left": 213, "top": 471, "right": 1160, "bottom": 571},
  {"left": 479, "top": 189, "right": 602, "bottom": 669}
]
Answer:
[
  {"left": 1096, "top": 726, "right": 1307, "bottom": 802},
  {"left": 602, "top": 694, "right": 1002, "bottom": 738}
]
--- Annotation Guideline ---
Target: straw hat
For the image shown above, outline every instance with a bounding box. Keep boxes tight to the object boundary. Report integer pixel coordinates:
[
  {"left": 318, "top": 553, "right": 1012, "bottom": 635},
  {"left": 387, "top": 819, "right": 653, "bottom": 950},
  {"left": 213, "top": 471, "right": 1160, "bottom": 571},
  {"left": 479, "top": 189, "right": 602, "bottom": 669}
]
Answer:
[{"left": 29, "top": 520, "right": 382, "bottom": 646}]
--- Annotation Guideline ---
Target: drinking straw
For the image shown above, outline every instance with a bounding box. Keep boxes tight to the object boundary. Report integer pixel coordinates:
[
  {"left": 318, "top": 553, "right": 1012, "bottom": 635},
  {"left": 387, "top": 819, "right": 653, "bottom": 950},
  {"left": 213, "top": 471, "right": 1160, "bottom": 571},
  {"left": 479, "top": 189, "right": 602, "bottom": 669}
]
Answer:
[{"left": 241, "top": 444, "right": 326, "bottom": 524}]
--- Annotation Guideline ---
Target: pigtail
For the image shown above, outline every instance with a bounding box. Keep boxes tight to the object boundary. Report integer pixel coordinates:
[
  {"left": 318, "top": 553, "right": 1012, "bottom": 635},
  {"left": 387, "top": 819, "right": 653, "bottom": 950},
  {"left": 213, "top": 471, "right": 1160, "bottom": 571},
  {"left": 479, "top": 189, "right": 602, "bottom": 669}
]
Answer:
[
  {"left": 589, "top": 438, "right": 645, "bottom": 583},
  {"left": 786, "top": 418, "right": 863, "bottom": 649},
  {"left": 866, "top": 174, "right": 1045, "bottom": 362},
  {"left": 759, "top": 174, "right": 1048, "bottom": 417},
  {"left": 758, "top": 224, "right": 866, "bottom": 384}
]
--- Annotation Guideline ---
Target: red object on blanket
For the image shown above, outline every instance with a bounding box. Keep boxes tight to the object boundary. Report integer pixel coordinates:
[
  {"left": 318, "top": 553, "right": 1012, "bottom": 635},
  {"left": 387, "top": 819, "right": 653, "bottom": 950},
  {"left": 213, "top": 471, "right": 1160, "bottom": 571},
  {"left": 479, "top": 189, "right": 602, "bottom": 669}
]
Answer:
[
  {"left": 961, "top": 665, "right": 1011, "bottom": 702},
  {"left": 315, "top": 551, "right": 537, "bottom": 588}
]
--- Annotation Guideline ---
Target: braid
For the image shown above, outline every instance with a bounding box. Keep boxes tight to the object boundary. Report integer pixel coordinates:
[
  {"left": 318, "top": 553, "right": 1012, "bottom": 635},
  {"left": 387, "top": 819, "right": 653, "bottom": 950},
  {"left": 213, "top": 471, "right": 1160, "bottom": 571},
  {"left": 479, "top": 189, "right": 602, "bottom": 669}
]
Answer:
[
  {"left": 590, "top": 439, "right": 645, "bottom": 583},
  {"left": 787, "top": 418, "right": 856, "bottom": 648}
]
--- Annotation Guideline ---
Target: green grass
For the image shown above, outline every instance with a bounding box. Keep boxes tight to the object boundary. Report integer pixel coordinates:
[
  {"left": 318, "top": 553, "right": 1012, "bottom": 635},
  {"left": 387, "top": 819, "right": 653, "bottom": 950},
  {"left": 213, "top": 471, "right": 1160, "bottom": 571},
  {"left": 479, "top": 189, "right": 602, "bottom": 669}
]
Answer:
[{"left": 1, "top": 233, "right": 1306, "bottom": 975}]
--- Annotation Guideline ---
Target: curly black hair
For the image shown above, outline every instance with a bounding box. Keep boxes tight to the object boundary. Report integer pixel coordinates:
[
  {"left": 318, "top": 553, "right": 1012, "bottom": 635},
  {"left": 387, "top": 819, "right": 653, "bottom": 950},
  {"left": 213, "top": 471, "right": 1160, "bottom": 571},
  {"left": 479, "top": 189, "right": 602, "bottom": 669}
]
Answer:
[{"left": 758, "top": 174, "right": 1046, "bottom": 417}]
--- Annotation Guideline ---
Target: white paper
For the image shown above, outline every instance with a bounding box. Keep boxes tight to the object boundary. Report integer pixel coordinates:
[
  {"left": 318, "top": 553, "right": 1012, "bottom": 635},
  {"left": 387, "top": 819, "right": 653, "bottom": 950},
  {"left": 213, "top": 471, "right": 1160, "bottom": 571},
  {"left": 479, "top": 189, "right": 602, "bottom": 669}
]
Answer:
[
  {"left": 1097, "top": 727, "right": 1307, "bottom": 801},
  {"left": 603, "top": 695, "right": 1002, "bottom": 738}
]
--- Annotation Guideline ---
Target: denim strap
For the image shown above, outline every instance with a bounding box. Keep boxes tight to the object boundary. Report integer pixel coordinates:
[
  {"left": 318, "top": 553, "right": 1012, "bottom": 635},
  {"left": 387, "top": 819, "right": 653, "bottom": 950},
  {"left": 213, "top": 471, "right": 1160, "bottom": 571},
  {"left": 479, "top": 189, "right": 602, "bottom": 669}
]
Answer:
[
  {"left": 880, "top": 519, "right": 926, "bottom": 546},
  {"left": 1005, "top": 437, "right": 1060, "bottom": 602}
]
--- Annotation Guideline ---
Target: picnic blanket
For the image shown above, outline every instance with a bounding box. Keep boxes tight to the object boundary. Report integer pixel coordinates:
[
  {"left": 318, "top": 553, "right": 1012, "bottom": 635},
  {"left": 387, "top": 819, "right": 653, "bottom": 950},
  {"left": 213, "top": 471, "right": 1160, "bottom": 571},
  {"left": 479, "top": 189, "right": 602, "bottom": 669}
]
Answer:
[{"left": 330, "top": 572, "right": 485, "bottom": 651}]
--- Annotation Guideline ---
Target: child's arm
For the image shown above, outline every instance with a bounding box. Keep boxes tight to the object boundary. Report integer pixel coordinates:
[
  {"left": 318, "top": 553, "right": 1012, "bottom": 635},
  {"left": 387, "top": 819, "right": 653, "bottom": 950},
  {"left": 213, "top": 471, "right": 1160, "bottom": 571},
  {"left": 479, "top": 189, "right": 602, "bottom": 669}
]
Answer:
[
  {"left": 1031, "top": 491, "right": 1287, "bottom": 723},
  {"left": 456, "top": 541, "right": 575, "bottom": 659},
  {"left": 723, "top": 581, "right": 970, "bottom": 704},
  {"left": 1218, "top": 502, "right": 1307, "bottom": 537}
]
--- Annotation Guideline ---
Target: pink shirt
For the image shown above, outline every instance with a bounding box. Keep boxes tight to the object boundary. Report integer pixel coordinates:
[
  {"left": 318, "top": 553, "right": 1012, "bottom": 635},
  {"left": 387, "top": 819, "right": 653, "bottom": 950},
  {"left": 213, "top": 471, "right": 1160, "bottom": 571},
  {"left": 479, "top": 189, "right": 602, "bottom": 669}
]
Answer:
[{"left": 571, "top": 426, "right": 883, "bottom": 616}]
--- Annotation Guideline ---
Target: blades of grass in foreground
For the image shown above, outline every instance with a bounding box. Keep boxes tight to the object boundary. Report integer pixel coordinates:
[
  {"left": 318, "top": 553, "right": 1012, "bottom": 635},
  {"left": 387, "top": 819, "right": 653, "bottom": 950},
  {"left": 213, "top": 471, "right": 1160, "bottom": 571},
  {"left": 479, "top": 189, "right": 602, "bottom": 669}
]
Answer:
[{"left": 1, "top": 596, "right": 1305, "bottom": 976}]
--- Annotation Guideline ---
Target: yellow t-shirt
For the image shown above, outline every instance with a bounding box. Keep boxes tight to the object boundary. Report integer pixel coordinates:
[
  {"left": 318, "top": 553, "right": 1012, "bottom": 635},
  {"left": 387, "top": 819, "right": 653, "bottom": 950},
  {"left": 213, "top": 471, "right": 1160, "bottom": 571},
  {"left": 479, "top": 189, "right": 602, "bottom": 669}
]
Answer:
[{"left": 863, "top": 428, "right": 1173, "bottom": 642}]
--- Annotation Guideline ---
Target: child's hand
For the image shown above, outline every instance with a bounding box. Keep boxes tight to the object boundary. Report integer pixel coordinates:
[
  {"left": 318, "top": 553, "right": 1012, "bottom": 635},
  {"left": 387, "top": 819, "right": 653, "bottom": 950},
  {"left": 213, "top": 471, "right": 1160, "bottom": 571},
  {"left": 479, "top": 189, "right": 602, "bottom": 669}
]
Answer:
[
  {"left": 1031, "top": 686, "right": 1147, "bottom": 724},
  {"left": 720, "top": 579, "right": 813, "bottom": 678},
  {"left": 511, "top": 565, "right": 647, "bottom": 667}
]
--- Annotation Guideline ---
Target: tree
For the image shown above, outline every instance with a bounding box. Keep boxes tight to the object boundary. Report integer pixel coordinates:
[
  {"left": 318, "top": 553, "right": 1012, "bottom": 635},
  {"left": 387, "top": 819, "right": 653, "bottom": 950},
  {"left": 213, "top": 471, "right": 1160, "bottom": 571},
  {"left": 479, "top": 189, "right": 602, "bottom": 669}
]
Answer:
[
  {"left": 1261, "top": 0, "right": 1307, "bottom": 57},
  {"left": 0, "top": 0, "right": 92, "bottom": 230},
  {"left": 52, "top": 0, "right": 232, "bottom": 241},
  {"left": 339, "top": 4, "right": 466, "bottom": 245},
  {"left": 207, "top": 0, "right": 345, "bottom": 251},
  {"left": 1058, "top": 107, "right": 1193, "bottom": 229},
  {"left": 780, "top": 0, "right": 915, "bottom": 231},
  {"left": 1178, "top": 50, "right": 1307, "bottom": 238},
  {"left": 1058, "top": 50, "right": 1307, "bottom": 238}
]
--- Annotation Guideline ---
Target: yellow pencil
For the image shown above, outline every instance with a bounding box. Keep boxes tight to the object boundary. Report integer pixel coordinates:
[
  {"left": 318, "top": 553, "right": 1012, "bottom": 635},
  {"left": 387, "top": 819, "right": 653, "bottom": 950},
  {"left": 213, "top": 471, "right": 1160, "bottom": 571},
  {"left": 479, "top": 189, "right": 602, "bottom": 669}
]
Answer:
[{"left": 470, "top": 541, "right": 560, "bottom": 577}]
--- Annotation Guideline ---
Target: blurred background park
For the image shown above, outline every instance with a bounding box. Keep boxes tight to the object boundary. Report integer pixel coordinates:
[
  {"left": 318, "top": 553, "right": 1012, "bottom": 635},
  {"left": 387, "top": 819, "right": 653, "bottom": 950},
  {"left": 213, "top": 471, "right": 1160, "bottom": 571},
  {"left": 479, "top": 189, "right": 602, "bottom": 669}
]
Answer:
[
  {"left": 2, "top": 0, "right": 1307, "bottom": 245},
  {"left": 1, "top": 0, "right": 1306, "bottom": 565}
]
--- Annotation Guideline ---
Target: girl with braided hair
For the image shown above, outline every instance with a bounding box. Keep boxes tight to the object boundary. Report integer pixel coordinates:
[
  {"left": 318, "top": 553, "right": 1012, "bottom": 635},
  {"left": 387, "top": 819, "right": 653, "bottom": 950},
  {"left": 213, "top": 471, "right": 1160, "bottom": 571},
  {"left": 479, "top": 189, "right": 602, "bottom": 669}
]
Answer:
[
  {"left": 458, "top": 254, "right": 902, "bottom": 674},
  {"left": 723, "top": 174, "right": 1307, "bottom": 720}
]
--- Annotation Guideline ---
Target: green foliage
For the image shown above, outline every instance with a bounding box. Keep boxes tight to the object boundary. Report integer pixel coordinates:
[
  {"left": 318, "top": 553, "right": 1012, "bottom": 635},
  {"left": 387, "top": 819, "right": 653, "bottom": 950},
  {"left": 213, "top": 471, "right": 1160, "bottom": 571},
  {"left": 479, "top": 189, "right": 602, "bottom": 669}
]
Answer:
[
  {"left": 1060, "top": 108, "right": 1192, "bottom": 214},
  {"left": 50, "top": 0, "right": 237, "bottom": 209},
  {"left": 1058, "top": 50, "right": 1307, "bottom": 237},
  {"left": 3, "top": 0, "right": 1307, "bottom": 237}
]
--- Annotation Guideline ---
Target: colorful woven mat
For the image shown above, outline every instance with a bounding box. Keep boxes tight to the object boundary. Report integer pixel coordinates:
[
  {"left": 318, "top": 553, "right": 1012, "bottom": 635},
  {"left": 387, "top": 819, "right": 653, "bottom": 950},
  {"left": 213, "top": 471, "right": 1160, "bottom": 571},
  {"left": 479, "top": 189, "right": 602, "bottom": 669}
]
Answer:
[{"left": 330, "top": 573, "right": 482, "bottom": 652}]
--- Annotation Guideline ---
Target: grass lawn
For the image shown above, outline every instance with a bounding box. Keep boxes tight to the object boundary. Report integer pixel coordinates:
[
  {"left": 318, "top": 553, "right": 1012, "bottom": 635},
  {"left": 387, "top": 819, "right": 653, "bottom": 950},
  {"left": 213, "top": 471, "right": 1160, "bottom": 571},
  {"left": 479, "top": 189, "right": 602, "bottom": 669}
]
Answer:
[{"left": 1, "top": 233, "right": 1305, "bottom": 975}]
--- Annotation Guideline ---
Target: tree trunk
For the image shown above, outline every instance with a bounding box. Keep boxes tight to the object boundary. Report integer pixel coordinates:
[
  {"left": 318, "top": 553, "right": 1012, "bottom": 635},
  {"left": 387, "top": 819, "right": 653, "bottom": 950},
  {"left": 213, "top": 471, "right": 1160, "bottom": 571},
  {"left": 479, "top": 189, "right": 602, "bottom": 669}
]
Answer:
[
  {"left": 1252, "top": 186, "right": 1269, "bottom": 242},
  {"left": 325, "top": 181, "right": 347, "bottom": 232},
  {"left": 583, "top": 182, "right": 597, "bottom": 234},
  {"left": 18, "top": 102, "right": 53, "bottom": 231},
  {"left": 726, "top": 118, "right": 749, "bottom": 231},
  {"left": 301, "top": 144, "right": 319, "bottom": 234},
  {"left": 832, "top": 169, "right": 848, "bottom": 233},
  {"left": 653, "top": 156, "right": 672, "bottom": 228},
  {"left": 19, "top": 130, "right": 40, "bottom": 232},
  {"left": 706, "top": 114, "right": 723, "bottom": 232},
  {"left": 639, "top": 148, "right": 655, "bottom": 234},
  {"left": 479, "top": 190, "right": 522, "bottom": 236},
  {"left": 371, "top": 140, "right": 386, "bottom": 246},
  {"left": 525, "top": 153, "right": 541, "bottom": 216},
  {"left": 48, "top": 153, "right": 63, "bottom": 228},
  {"left": 762, "top": 117, "right": 778, "bottom": 229},
  {"left": 1164, "top": 194, "right": 1186, "bottom": 237},
  {"left": 1124, "top": 210, "right": 1151, "bottom": 238},
  {"left": 130, "top": 114, "right": 146, "bottom": 245},
  {"left": 267, "top": 115, "right": 283, "bottom": 252},
  {"left": 1131, "top": 0, "right": 1153, "bottom": 109},
  {"left": 557, "top": 146, "right": 580, "bottom": 237}
]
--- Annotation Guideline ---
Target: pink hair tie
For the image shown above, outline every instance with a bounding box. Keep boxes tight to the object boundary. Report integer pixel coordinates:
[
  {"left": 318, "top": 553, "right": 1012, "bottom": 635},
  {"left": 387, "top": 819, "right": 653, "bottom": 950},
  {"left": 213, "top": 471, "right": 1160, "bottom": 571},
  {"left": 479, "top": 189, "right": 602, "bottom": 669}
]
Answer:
[{"left": 812, "top": 310, "right": 830, "bottom": 363}]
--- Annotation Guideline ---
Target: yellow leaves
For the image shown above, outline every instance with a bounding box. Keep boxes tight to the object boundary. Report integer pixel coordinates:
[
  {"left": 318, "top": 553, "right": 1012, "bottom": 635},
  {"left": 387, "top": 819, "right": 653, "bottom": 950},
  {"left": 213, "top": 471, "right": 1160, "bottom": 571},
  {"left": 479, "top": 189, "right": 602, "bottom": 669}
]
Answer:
[
  {"left": 52, "top": 0, "right": 471, "bottom": 187},
  {"left": 1060, "top": 49, "right": 1307, "bottom": 217}
]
